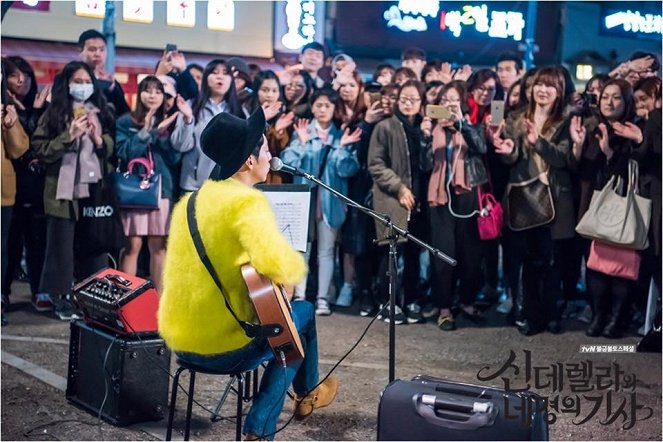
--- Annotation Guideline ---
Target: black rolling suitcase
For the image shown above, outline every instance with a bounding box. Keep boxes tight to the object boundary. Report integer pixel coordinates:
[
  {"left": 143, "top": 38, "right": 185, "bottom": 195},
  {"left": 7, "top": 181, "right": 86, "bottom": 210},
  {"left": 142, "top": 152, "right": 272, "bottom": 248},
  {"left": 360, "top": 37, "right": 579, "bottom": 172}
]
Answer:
[{"left": 378, "top": 375, "right": 549, "bottom": 441}]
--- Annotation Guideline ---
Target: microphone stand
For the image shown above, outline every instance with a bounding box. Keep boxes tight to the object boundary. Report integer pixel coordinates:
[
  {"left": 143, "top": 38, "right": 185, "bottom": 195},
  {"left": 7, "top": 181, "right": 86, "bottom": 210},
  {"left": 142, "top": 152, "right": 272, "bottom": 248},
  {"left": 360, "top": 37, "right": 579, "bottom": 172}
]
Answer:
[{"left": 292, "top": 169, "right": 456, "bottom": 382}]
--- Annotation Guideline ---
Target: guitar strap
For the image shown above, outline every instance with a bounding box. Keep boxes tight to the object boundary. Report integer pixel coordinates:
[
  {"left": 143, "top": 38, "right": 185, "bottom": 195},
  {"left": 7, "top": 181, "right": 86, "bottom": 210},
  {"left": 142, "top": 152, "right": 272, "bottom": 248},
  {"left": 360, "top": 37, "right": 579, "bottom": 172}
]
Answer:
[{"left": 186, "top": 191, "right": 282, "bottom": 340}]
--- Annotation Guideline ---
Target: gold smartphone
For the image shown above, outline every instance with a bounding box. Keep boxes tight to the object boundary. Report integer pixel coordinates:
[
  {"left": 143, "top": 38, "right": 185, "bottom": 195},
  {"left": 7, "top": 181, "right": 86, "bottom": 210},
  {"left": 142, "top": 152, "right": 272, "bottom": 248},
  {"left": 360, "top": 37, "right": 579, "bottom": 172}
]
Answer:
[
  {"left": 369, "top": 92, "right": 382, "bottom": 105},
  {"left": 426, "top": 104, "right": 452, "bottom": 120},
  {"left": 73, "top": 104, "right": 87, "bottom": 119}
]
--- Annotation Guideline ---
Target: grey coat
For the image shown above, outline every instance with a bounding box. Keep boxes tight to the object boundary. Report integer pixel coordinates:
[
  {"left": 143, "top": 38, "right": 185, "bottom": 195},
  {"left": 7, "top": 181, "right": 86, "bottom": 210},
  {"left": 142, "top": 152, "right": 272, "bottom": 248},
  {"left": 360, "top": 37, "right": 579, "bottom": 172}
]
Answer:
[
  {"left": 368, "top": 115, "right": 424, "bottom": 244},
  {"left": 502, "top": 110, "right": 576, "bottom": 240}
]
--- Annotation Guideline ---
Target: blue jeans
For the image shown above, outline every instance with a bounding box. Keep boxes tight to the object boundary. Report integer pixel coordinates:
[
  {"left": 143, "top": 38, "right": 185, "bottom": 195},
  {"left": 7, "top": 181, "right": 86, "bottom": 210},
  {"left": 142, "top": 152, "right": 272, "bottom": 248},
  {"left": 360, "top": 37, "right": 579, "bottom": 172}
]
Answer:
[{"left": 176, "top": 300, "right": 319, "bottom": 439}]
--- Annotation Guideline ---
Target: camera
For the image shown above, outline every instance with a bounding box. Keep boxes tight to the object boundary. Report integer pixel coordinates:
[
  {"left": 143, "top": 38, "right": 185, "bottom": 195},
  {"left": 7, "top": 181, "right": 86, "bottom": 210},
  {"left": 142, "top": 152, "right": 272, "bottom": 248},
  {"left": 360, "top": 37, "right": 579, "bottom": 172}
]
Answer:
[{"left": 580, "top": 92, "right": 598, "bottom": 108}]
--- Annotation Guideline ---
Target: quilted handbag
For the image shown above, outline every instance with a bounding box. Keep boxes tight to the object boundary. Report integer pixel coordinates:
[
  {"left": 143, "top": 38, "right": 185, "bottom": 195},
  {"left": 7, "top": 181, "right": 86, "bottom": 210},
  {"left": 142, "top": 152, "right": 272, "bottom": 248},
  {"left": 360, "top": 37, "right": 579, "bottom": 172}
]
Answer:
[
  {"left": 576, "top": 160, "right": 652, "bottom": 250},
  {"left": 113, "top": 149, "right": 161, "bottom": 210}
]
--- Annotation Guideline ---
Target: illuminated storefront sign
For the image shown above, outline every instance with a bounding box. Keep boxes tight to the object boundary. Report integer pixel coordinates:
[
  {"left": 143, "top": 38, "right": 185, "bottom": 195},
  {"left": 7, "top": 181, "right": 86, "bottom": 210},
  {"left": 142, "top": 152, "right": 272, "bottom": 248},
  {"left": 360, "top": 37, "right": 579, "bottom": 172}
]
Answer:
[
  {"left": 383, "top": 1, "right": 526, "bottom": 41},
  {"left": 11, "top": 1, "right": 50, "bottom": 12},
  {"left": 123, "top": 0, "right": 154, "bottom": 24},
  {"left": 75, "top": 0, "right": 105, "bottom": 19},
  {"left": 604, "top": 10, "right": 662, "bottom": 36},
  {"left": 208, "top": 0, "right": 235, "bottom": 31},
  {"left": 274, "top": 0, "right": 326, "bottom": 52},
  {"left": 167, "top": 0, "right": 195, "bottom": 28}
]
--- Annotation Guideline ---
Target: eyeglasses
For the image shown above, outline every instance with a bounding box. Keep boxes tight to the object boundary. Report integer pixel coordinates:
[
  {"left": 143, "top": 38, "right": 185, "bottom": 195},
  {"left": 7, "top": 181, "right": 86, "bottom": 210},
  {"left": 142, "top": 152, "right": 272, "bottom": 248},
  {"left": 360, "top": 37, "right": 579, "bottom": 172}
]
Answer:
[
  {"left": 475, "top": 86, "right": 497, "bottom": 94},
  {"left": 286, "top": 83, "right": 306, "bottom": 90},
  {"left": 399, "top": 96, "right": 421, "bottom": 105}
]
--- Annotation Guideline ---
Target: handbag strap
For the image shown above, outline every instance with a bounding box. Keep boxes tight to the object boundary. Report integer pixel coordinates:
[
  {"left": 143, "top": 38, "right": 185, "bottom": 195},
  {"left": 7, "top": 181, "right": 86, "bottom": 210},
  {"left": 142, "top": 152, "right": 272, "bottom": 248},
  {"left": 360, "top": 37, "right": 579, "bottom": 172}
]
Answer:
[
  {"left": 446, "top": 135, "right": 480, "bottom": 219},
  {"left": 628, "top": 159, "right": 640, "bottom": 195},
  {"left": 186, "top": 191, "right": 280, "bottom": 340}
]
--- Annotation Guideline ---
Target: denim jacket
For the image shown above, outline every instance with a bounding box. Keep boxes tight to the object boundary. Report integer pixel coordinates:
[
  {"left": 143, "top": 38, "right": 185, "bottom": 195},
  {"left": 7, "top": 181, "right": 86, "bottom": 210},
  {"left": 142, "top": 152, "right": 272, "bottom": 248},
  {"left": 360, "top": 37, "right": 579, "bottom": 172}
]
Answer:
[{"left": 281, "top": 122, "right": 360, "bottom": 229}]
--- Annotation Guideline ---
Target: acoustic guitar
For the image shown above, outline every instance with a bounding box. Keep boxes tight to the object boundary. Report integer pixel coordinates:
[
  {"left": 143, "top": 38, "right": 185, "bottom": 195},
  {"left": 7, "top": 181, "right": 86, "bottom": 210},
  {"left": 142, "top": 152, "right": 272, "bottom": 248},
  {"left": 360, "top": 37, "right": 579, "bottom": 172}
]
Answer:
[{"left": 241, "top": 265, "right": 305, "bottom": 366}]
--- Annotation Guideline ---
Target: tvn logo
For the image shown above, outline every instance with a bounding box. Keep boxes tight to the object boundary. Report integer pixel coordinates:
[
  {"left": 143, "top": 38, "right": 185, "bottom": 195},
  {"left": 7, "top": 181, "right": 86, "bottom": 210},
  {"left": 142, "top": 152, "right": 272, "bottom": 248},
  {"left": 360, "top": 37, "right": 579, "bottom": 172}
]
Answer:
[{"left": 579, "top": 344, "right": 636, "bottom": 353}]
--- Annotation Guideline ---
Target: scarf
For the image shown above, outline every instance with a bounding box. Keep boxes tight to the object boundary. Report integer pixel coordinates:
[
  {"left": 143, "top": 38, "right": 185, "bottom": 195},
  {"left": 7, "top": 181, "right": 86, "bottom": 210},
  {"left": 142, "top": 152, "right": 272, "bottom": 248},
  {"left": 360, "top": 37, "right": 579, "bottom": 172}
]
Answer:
[
  {"left": 467, "top": 95, "right": 491, "bottom": 126},
  {"left": 427, "top": 125, "right": 469, "bottom": 207},
  {"left": 56, "top": 103, "right": 103, "bottom": 201},
  {"left": 395, "top": 108, "right": 424, "bottom": 198}
]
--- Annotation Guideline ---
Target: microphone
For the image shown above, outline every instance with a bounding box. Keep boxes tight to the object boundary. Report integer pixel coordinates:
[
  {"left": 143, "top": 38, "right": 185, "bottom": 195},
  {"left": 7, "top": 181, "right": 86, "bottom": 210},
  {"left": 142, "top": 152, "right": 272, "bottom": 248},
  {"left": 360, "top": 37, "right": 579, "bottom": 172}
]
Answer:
[{"left": 269, "top": 157, "right": 303, "bottom": 176}]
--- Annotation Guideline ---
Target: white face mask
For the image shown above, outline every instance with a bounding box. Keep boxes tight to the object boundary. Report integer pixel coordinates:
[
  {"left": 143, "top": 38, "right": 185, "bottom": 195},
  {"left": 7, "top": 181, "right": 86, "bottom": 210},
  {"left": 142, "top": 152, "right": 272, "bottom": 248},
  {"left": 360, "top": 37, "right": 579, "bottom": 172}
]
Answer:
[{"left": 69, "top": 83, "right": 94, "bottom": 102}]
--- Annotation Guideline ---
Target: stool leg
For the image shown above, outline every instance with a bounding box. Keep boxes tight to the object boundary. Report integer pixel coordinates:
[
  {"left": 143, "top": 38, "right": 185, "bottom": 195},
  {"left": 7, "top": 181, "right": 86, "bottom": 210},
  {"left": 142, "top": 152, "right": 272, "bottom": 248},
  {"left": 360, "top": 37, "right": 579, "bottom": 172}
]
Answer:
[
  {"left": 210, "top": 376, "right": 236, "bottom": 422},
  {"left": 166, "top": 366, "right": 186, "bottom": 441},
  {"left": 184, "top": 371, "right": 196, "bottom": 441},
  {"left": 236, "top": 374, "right": 244, "bottom": 441}
]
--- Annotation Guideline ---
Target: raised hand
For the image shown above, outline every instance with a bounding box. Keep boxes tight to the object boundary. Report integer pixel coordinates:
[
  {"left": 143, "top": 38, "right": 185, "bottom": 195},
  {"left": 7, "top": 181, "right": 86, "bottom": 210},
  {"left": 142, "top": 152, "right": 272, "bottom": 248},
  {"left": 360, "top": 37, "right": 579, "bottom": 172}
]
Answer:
[
  {"left": 629, "top": 56, "right": 655, "bottom": 74},
  {"left": 87, "top": 117, "right": 103, "bottom": 146},
  {"left": 2, "top": 104, "right": 18, "bottom": 129},
  {"left": 144, "top": 107, "right": 158, "bottom": 131},
  {"left": 364, "top": 100, "right": 385, "bottom": 124},
  {"left": 420, "top": 116, "right": 433, "bottom": 138},
  {"left": 169, "top": 51, "right": 186, "bottom": 74},
  {"left": 569, "top": 115, "right": 587, "bottom": 146},
  {"left": 275, "top": 111, "right": 295, "bottom": 133},
  {"left": 612, "top": 121, "right": 643, "bottom": 144},
  {"left": 340, "top": 127, "right": 362, "bottom": 146},
  {"left": 524, "top": 119, "right": 539, "bottom": 145},
  {"left": 439, "top": 62, "right": 453, "bottom": 84},
  {"left": 176, "top": 95, "right": 193, "bottom": 124},
  {"left": 155, "top": 52, "right": 174, "bottom": 76},
  {"left": 293, "top": 118, "right": 310, "bottom": 144},
  {"left": 261, "top": 101, "right": 282, "bottom": 121},
  {"left": 454, "top": 65, "right": 473, "bottom": 81},
  {"left": 493, "top": 137, "right": 515, "bottom": 155},
  {"left": 157, "top": 111, "right": 180, "bottom": 130},
  {"left": 398, "top": 186, "right": 416, "bottom": 210},
  {"left": 34, "top": 85, "right": 51, "bottom": 109},
  {"left": 485, "top": 119, "right": 505, "bottom": 143},
  {"left": 596, "top": 123, "right": 613, "bottom": 159},
  {"left": 69, "top": 115, "right": 89, "bottom": 140}
]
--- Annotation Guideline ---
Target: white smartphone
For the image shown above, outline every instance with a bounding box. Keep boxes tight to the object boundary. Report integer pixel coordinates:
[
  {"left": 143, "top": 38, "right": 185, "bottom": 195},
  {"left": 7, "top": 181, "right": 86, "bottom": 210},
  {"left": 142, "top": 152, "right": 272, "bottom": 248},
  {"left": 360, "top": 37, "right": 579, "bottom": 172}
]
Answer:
[{"left": 490, "top": 100, "right": 505, "bottom": 126}]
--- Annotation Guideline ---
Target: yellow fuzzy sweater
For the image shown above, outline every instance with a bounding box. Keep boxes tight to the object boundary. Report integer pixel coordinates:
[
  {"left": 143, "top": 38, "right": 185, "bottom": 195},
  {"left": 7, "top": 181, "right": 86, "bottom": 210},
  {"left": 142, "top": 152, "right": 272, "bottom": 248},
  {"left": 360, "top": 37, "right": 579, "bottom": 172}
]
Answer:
[{"left": 158, "top": 178, "right": 307, "bottom": 355}]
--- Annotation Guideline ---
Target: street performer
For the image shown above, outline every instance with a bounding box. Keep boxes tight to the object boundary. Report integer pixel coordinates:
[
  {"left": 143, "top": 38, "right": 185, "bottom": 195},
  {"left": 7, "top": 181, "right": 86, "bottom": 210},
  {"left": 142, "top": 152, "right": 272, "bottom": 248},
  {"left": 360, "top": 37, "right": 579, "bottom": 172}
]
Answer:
[{"left": 158, "top": 107, "right": 338, "bottom": 440}]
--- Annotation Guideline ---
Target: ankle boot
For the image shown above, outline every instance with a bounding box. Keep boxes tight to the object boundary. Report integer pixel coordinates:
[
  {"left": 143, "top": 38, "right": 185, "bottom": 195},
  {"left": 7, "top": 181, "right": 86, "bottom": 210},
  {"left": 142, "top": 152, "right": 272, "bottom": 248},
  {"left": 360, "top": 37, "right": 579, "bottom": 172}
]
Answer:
[
  {"left": 586, "top": 292, "right": 609, "bottom": 337},
  {"left": 603, "top": 291, "right": 630, "bottom": 339}
]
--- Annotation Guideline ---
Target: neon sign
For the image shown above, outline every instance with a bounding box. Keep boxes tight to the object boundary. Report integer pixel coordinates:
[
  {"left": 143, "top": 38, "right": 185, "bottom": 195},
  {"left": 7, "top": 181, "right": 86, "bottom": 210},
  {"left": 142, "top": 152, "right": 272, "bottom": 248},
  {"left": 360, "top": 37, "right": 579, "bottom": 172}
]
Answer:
[
  {"left": 276, "top": 0, "right": 323, "bottom": 51},
  {"left": 604, "top": 10, "right": 662, "bottom": 35},
  {"left": 382, "top": 2, "right": 526, "bottom": 41}
]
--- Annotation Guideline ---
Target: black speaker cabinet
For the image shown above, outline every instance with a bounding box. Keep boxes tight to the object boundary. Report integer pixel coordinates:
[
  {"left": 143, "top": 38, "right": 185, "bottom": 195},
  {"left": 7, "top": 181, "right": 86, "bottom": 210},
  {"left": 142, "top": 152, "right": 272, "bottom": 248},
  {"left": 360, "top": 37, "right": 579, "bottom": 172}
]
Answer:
[{"left": 66, "top": 320, "right": 171, "bottom": 426}]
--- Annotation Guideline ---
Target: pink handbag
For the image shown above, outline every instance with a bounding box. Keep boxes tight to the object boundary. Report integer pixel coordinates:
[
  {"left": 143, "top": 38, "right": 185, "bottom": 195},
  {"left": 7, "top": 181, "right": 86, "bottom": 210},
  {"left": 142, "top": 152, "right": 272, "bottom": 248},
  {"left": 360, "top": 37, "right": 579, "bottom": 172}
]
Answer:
[
  {"left": 587, "top": 241, "right": 641, "bottom": 281},
  {"left": 477, "top": 187, "right": 503, "bottom": 240}
]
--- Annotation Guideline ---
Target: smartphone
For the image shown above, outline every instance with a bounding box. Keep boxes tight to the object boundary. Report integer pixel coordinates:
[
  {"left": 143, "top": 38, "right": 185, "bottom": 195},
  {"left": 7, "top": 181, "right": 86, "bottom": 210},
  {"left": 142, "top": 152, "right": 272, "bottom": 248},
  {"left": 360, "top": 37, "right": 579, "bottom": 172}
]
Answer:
[
  {"left": 369, "top": 92, "right": 382, "bottom": 106},
  {"left": 73, "top": 104, "right": 87, "bottom": 119},
  {"left": 426, "top": 104, "right": 452, "bottom": 120},
  {"left": 165, "top": 43, "right": 178, "bottom": 52},
  {"left": 490, "top": 100, "right": 505, "bottom": 126}
]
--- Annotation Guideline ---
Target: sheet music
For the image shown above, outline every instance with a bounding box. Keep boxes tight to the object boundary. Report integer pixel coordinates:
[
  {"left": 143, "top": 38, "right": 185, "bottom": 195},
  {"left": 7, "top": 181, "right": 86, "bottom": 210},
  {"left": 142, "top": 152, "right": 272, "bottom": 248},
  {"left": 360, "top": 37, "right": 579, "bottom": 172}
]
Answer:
[{"left": 258, "top": 184, "right": 311, "bottom": 252}]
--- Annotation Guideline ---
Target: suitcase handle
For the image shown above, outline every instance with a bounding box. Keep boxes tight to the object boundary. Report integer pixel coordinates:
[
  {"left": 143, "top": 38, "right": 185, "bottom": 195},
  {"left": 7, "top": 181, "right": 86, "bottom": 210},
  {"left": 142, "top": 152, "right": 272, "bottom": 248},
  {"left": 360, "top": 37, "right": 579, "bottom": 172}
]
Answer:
[{"left": 413, "top": 394, "right": 497, "bottom": 431}]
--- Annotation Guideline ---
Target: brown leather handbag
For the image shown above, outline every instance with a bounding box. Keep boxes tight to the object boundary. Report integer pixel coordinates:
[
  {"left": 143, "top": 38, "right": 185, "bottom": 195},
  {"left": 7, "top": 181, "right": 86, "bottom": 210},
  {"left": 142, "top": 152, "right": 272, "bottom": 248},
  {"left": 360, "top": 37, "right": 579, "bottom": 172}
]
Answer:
[{"left": 504, "top": 152, "right": 555, "bottom": 231}]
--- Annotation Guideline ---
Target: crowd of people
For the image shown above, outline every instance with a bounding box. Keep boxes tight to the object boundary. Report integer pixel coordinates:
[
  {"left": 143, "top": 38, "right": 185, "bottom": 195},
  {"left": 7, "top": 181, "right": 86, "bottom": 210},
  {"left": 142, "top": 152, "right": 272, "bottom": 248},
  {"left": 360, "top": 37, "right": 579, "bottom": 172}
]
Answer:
[{"left": 1, "top": 29, "right": 661, "bottom": 341}]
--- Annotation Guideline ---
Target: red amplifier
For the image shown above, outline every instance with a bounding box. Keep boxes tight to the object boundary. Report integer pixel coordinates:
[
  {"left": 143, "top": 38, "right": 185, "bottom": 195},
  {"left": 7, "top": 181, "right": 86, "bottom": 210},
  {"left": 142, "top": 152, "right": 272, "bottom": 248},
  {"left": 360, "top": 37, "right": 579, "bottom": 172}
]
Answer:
[{"left": 73, "top": 268, "right": 159, "bottom": 336}]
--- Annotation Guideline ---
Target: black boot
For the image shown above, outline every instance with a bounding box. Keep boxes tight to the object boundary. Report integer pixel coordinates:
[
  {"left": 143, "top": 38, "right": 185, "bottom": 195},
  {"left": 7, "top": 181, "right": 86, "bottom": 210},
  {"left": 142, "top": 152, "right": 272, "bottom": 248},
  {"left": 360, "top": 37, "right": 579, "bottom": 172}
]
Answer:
[
  {"left": 586, "top": 292, "right": 609, "bottom": 337},
  {"left": 603, "top": 290, "right": 631, "bottom": 339}
]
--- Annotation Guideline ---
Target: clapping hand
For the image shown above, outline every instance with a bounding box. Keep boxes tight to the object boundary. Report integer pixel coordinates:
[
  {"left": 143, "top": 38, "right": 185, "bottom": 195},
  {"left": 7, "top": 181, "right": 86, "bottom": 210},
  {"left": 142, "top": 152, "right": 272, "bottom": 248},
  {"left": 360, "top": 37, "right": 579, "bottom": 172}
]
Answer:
[
  {"left": 176, "top": 95, "right": 193, "bottom": 124},
  {"left": 293, "top": 118, "right": 311, "bottom": 144},
  {"left": 569, "top": 115, "right": 587, "bottom": 146},
  {"left": 612, "top": 121, "right": 643, "bottom": 144},
  {"left": 340, "top": 127, "right": 362, "bottom": 146},
  {"left": 157, "top": 111, "right": 180, "bottom": 130},
  {"left": 275, "top": 111, "right": 295, "bottom": 133},
  {"left": 524, "top": 119, "right": 539, "bottom": 145},
  {"left": 596, "top": 123, "right": 613, "bottom": 159},
  {"left": 34, "top": 85, "right": 51, "bottom": 109},
  {"left": 262, "top": 101, "right": 282, "bottom": 121},
  {"left": 2, "top": 104, "right": 18, "bottom": 129}
]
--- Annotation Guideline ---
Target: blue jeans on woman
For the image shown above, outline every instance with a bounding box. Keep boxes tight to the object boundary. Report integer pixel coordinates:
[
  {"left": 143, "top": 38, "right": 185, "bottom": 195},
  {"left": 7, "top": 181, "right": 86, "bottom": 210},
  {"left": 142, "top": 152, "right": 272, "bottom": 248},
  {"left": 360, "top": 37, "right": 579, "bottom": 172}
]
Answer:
[{"left": 176, "top": 300, "right": 319, "bottom": 439}]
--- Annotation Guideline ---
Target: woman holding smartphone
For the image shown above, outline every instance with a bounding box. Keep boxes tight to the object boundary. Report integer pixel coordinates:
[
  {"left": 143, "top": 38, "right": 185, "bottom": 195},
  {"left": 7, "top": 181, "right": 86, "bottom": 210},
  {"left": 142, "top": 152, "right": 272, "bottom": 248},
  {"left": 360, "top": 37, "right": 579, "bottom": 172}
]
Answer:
[
  {"left": 32, "top": 61, "right": 115, "bottom": 320},
  {"left": 421, "top": 81, "right": 487, "bottom": 330}
]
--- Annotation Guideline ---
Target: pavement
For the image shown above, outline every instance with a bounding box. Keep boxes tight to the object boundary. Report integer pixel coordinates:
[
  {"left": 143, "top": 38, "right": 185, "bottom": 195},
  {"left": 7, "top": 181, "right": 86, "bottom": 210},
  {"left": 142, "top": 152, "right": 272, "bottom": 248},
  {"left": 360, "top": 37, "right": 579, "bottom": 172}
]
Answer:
[{"left": 1, "top": 280, "right": 662, "bottom": 441}]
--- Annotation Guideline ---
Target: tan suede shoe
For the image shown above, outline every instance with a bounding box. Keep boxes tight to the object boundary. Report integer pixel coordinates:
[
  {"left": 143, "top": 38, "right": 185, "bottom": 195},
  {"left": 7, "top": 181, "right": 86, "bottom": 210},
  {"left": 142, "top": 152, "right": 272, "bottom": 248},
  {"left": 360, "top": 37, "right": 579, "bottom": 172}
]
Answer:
[{"left": 293, "top": 377, "right": 339, "bottom": 421}]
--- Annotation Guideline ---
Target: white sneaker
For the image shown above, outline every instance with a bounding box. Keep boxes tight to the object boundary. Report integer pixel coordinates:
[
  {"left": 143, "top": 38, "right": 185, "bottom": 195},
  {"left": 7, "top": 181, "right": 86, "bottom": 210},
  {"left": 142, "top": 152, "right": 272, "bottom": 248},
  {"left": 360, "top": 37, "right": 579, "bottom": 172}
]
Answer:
[
  {"left": 334, "top": 283, "right": 353, "bottom": 307},
  {"left": 315, "top": 299, "right": 331, "bottom": 316},
  {"left": 496, "top": 297, "right": 513, "bottom": 314}
]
